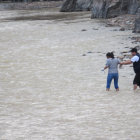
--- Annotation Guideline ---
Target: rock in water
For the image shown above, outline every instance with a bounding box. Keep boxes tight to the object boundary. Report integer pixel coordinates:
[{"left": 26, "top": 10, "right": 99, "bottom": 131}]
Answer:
[
  {"left": 81, "top": 29, "right": 87, "bottom": 31},
  {"left": 120, "top": 27, "right": 125, "bottom": 31}
]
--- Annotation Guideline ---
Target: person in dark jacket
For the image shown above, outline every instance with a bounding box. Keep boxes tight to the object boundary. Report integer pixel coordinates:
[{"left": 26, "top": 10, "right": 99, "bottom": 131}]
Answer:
[{"left": 120, "top": 48, "right": 140, "bottom": 90}]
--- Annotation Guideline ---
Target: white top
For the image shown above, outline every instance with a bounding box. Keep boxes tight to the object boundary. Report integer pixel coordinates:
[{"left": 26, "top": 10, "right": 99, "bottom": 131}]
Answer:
[{"left": 131, "top": 56, "right": 139, "bottom": 63}]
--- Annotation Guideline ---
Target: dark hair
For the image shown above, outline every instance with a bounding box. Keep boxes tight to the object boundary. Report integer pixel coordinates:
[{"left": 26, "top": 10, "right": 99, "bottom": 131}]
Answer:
[
  {"left": 131, "top": 48, "right": 137, "bottom": 53},
  {"left": 106, "top": 52, "right": 114, "bottom": 59}
]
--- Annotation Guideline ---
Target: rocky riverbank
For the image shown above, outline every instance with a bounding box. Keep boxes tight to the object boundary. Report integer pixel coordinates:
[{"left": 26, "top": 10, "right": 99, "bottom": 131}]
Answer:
[{"left": 60, "top": 0, "right": 140, "bottom": 33}]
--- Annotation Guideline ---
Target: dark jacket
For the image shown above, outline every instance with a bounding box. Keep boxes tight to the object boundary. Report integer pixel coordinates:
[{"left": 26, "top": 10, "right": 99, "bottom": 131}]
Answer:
[{"left": 133, "top": 54, "right": 140, "bottom": 73}]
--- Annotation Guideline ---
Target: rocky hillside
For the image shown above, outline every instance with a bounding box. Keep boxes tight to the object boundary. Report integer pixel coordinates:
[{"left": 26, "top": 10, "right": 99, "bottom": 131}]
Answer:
[{"left": 61, "top": 0, "right": 140, "bottom": 33}]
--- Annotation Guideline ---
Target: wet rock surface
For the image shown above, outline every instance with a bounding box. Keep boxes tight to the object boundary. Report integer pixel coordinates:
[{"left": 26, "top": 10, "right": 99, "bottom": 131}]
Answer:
[
  {"left": 60, "top": 0, "right": 93, "bottom": 12},
  {"left": 91, "top": 0, "right": 128, "bottom": 18},
  {"left": 81, "top": 29, "right": 87, "bottom": 31},
  {"left": 120, "top": 27, "right": 125, "bottom": 31}
]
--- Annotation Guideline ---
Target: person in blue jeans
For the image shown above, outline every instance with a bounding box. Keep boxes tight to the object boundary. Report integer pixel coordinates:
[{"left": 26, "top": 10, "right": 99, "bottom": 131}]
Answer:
[{"left": 103, "top": 52, "right": 120, "bottom": 91}]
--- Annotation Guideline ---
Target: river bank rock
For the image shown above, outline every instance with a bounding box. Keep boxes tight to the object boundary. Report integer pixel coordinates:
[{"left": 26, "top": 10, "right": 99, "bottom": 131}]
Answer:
[
  {"left": 91, "top": 0, "right": 129, "bottom": 18},
  {"left": 60, "top": 0, "right": 93, "bottom": 12}
]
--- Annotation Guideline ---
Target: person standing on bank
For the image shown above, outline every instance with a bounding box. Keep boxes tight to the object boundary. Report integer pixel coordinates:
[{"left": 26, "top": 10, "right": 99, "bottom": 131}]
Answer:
[
  {"left": 120, "top": 48, "right": 140, "bottom": 90},
  {"left": 103, "top": 52, "right": 120, "bottom": 91}
]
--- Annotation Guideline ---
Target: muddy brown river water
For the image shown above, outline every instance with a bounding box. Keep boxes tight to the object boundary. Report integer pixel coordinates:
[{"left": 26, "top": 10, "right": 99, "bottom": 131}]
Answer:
[{"left": 0, "top": 8, "right": 140, "bottom": 140}]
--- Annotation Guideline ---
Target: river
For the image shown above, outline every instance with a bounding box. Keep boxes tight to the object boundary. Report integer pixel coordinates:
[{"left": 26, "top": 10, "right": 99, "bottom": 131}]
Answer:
[{"left": 0, "top": 8, "right": 140, "bottom": 140}]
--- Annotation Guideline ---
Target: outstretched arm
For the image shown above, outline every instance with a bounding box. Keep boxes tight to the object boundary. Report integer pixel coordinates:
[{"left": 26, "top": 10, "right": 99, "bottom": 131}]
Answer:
[{"left": 120, "top": 60, "right": 132, "bottom": 65}]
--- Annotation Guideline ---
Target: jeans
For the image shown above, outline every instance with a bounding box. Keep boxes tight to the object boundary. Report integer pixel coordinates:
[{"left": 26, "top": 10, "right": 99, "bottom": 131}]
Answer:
[{"left": 106, "top": 73, "right": 119, "bottom": 89}]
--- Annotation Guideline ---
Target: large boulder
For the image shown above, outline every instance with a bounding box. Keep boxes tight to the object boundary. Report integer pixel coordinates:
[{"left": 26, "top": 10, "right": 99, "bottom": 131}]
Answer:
[
  {"left": 60, "top": 0, "right": 93, "bottom": 12},
  {"left": 91, "top": 0, "right": 127, "bottom": 18},
  {"left": 60, "top": 0, "right": 77, "bottom": 12},
  {"left": 91, "top": 0, "right": 107, "bottom": 18}
]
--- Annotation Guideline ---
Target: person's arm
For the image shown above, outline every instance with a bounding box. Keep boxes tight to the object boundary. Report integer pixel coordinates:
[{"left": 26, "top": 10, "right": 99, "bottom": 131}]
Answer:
[
  {"left": 101, "top": 65, "right": 108, "bottom": 71},
  {"left": 104, "top": 66, "right": 108, "bottom": 70},
  {"left": 102, "top": 59, "right": 110, "bottom": 71},
  {"left": 121, "top": 56, "right": 139, "bottom": 65},
  {"left": 118, "top": 59, "right": 123, "bottom": 68},
  {"left": 120, "top": 60, "right": 132, "bottom": 65}
]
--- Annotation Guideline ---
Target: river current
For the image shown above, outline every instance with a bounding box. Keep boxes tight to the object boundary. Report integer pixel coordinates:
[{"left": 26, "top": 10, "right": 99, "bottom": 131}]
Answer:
[{"left": 0, "top": 8, "right": 140, "bottom": 140}]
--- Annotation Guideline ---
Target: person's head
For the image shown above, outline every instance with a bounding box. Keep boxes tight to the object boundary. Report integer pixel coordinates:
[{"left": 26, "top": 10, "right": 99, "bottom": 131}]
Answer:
[
  {"left": 131, "top": 48, "right": 137, "bottom": 56},
  {"left": 106, "top": 52, "right": 114, "bottom": 59}
]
